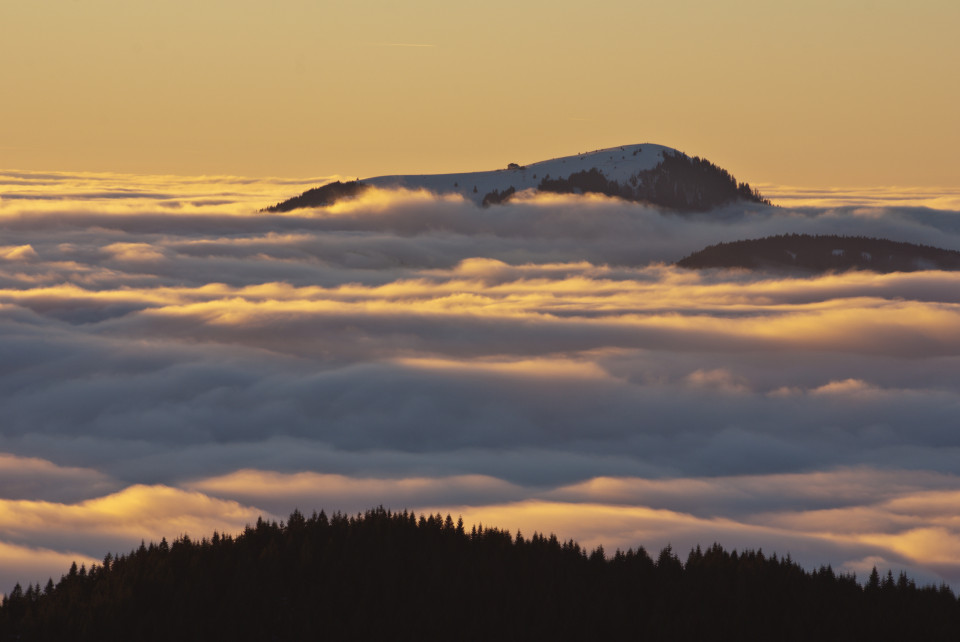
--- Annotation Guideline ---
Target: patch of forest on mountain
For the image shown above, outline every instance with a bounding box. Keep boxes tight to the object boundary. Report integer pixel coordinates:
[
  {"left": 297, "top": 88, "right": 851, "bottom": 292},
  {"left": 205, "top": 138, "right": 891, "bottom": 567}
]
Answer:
[
  {"left": 677, "top": 234, "right": 960, "bottom": 273},
  {"left": 480, "top": 186, "right": 516, "bottom": 207},
  {"left": 1, "top": 507, "right": 957, "bottom": 641},
  {"left": 534, "top": 151, "right": 770, "bottom": 211},
  {"left": 263, "top": 180, "right": 369, "bottom": 212}
]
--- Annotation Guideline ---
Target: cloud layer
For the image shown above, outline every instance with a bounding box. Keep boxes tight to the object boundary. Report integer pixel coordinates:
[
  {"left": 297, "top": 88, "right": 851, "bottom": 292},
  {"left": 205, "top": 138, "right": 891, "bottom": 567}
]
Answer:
[{"left": 2, "top": 171, "right": 960, "bottom": 591}]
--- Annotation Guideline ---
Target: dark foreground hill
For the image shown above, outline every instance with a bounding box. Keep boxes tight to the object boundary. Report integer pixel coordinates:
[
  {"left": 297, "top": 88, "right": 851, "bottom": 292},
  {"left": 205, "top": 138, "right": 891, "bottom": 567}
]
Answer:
[
  {"left": 678, "top": 234, "right": 960, "bottom": 274},
  {"left": 1, "top": 508, "right": 957, "bottom": 641}
]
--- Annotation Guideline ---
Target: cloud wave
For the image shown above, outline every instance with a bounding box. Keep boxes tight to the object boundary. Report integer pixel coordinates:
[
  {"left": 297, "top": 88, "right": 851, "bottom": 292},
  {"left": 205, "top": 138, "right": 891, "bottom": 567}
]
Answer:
[{"left": 2, "top": 171, "right": 960, "bottom": 592}]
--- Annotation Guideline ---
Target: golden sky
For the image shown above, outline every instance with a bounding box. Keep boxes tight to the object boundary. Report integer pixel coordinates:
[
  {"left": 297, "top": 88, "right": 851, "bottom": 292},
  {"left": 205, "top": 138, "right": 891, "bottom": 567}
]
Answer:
[{"left": 2, "top": 0, "right": 958, "bottom": 186}]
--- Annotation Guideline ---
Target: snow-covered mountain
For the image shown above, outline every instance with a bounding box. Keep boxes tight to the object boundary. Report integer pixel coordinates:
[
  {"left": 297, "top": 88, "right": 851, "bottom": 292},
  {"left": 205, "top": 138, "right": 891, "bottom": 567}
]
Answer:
[
  {"left": 265, "top": 144, "right": 768, "bottom": 212},
  {"left": 364, "top": 143, "right": 673, "bottom": 205}
]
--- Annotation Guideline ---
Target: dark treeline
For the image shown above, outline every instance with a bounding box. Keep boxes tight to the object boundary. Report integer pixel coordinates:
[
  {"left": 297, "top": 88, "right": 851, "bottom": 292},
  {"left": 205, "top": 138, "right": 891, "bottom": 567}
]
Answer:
[
  {"left": 263, "top": 180, "right": 369, "bottom": 212},
  {"left": 535, "top": 151, "right": 770, "bottom": 211},
  {"left": 2, "top": 508, "right": 958, "bottom": 641},
  {"left": 481, "top": 185, "right": 516, "bottom": 207},
  {"left": 677, "top": 233, "right": 960, "bottom": 273}
]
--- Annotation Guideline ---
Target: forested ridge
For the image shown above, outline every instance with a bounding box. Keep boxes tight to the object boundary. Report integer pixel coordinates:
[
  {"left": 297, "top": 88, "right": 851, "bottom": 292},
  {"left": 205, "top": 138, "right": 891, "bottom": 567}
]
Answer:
[
  {"left": 2, "top": 508, "right": 957, "bottom": 641},
  {"left": 677, "top": 234, "right": 960, "bottom": 273},
  {"left": 263, "top": 180, "right": 369, "bottom": 212},
  {"left": 533, "top": 151, "right": 769, "bottom": 211}
]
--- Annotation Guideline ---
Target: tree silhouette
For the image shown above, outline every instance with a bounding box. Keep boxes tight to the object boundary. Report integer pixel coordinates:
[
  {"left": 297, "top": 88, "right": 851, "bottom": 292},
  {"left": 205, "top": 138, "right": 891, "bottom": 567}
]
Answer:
[{"left": 1, "top": 507, "right": 956, "bottom": 641}]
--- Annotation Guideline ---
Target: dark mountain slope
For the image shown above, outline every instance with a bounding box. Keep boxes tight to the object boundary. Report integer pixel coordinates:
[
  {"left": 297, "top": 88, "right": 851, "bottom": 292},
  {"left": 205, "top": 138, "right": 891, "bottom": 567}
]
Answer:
[
  {"left": 1, "top": 508, "right": 957, "bottom": 641},
  {"left": 678, "top": 234, "right": 960, "bottom": 273},
  {"left": 264, "top": 180, "right": 368, "bottom": 213},
  {"left": 537, "top": 151, "right": 769, "bottom": 211}
]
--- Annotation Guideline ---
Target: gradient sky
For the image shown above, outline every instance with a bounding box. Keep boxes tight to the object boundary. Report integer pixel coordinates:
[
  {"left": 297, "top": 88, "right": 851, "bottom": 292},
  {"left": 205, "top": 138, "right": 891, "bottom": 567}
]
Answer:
[{"left": 2, "top": 0, "right": 958, "bottom": 185}]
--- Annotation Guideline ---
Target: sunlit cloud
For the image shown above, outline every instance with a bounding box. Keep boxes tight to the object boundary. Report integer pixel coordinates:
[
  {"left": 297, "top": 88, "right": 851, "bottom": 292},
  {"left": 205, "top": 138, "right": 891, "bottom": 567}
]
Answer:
[
  {"left": 324, "top": 186, "right": 464, "bottom": 215},
  {"left": 103, "top": 242, "right": 167, "bottom": 262},
  {"left": 0, "top": 541, "right": 99, "bottom": 594},
  {"left": 811, "top": 379, "right": 880, "bottom": 397},
  {"left": 0, "top": 454, "right": 118, "bottom": 503},
  {"left": 419, "top": 499, "right": 946, "bottom": 586},
  {"left": 0, "top": 245, "right": 38, "bottom": 261},
  {"left": 187, "top": 470, "right": 526, "bottom": 512},
  {"left": 0, "top": 486, "right": 262, "bottom": 575},
  {"left": 760, "top": 184, "right": 960, "bottom": 210},
  {"left": 684, "top": 369, "right": 750, "bottom": 393},
  {"left": 2, "top": 172, "right": 960, "bottom": 593}
]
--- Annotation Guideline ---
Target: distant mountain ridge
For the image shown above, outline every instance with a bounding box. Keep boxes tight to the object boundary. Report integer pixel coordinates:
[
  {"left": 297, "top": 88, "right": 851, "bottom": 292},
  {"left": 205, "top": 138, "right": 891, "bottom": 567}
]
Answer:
[
  {"left": 264, "top": 144, "right": 769, "bottom": 212},
  {"left": 678, "top": 234, "right": 960, "bottom": 273}
]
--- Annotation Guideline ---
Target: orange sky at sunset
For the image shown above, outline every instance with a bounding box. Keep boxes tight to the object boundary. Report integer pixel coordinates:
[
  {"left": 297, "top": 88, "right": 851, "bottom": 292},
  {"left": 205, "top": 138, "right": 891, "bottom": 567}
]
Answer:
[{"left": 2, "top": 0, "right": 958, "bottom": 186}]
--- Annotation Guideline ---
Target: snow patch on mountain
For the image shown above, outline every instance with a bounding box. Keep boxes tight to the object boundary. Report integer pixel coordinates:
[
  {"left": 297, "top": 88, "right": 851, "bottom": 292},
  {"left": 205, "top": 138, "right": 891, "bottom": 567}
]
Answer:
[{"left": 365, "top": 144, "right": 675, "bottom": 205}]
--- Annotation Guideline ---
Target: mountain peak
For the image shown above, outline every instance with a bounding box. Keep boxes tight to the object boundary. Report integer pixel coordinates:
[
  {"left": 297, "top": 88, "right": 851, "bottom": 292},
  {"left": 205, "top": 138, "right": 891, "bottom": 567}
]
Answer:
[{"left": 264, "top": 144, "right": 768, "bottom": 213}]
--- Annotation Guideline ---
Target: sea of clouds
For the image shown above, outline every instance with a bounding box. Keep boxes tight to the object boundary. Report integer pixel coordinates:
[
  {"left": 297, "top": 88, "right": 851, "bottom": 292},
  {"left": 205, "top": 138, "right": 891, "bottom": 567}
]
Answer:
[{"left": 2, "top": 170, "right": 960, "bottom": 591}]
